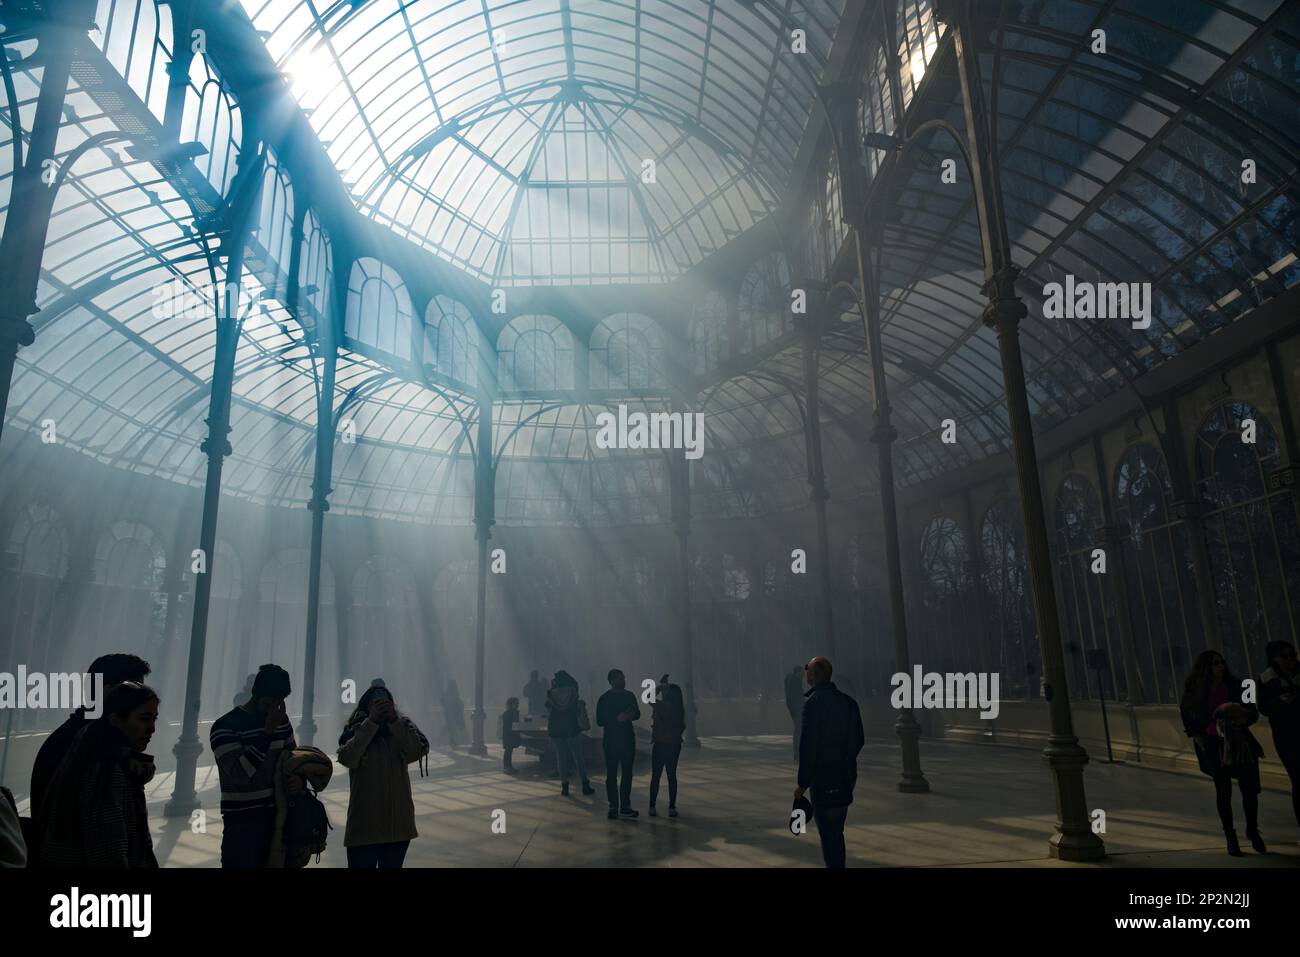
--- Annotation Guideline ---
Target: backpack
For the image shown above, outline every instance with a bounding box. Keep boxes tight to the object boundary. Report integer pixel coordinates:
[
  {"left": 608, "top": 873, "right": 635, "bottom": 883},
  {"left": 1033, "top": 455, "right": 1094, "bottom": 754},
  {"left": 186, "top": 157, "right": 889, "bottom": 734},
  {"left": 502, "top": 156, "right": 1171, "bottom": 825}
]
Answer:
[
  {"left": 283, "top": 786, "right": 332, "bottom": 865},
  {"left": 577, "top": 700, "right": 591, "bottom": 732}
]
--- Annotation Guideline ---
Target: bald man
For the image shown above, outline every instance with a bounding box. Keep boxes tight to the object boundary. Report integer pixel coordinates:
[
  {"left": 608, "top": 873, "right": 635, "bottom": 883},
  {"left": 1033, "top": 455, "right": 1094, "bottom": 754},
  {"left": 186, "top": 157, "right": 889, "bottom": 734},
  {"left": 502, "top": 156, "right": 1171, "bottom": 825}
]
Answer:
[{"left": 793, "top": 656, "right": 864, "bottom": 868}]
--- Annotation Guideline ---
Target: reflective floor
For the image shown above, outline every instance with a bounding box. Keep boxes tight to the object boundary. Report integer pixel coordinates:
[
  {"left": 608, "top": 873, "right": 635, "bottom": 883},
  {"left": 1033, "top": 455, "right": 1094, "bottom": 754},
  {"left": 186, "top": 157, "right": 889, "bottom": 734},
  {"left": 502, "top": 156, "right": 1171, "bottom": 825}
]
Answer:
[{"left": 52, "top": 736, "right": 1300, "bottom": 868}]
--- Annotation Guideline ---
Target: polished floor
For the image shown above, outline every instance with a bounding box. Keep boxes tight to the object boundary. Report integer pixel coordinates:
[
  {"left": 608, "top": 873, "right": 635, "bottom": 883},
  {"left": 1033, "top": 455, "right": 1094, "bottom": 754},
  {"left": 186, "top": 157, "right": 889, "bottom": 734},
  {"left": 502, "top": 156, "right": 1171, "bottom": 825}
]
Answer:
[{"left": 71, "top": 736, "right": 1300, "bottom": 868}]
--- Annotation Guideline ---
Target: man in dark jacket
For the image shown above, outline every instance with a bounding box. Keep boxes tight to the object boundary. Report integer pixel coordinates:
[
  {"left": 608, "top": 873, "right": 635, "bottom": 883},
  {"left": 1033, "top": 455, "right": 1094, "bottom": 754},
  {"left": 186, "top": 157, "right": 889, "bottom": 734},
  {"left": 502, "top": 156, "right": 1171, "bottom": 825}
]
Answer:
[
  {"left": 596, "top": 669, "right": 641, "bottom": 819},
  {"left": 29, "top": 653, "right": 151, "bottom": 819},
  {"left": 794, "top": 656, "right": 864, "bottom": 868}
]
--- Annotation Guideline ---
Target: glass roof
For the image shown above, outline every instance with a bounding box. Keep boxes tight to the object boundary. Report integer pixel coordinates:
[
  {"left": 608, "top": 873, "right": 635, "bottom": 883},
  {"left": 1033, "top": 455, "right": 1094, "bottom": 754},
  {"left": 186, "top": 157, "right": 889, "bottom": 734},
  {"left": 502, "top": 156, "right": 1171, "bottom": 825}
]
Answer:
[
  {"left": 3, "top": 0, "right": 1298, "bottom": 529},
  {"left": 238, "top": 0, "right": 843, "bottom": 286}
]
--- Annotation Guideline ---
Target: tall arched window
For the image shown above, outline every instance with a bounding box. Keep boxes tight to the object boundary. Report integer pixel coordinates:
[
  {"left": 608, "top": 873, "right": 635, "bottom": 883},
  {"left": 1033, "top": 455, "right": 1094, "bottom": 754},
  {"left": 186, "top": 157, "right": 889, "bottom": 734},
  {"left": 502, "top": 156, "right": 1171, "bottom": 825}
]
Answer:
[
  {"left": 1115, "top": 443, "right": 1198, "bottom": 703},
  {"left": 497, "top": 315, "right": 574, "bottom": 390},
  {"left": 252, "top": 550, "right": 336, "bottom": 710},
  {"left": 981, "top": 499, "right": 1035, "bottom": 698},
  {"left": 183, "top": 539, "right": 242, "bottom": 718},
  {"left": 1197, "top": 401, "right": 1300, "bottom": 673},
  {"left": 346, "top": 258, "right": 414, "bottom": 360},
  {"left": 738, "top": 250, "right": 791, "bottom": 351},
  {"left": 423, "top": 295, "right": 477, "bottom": 386},
  {"left": 1053, "top": 474, "right": 1117, "bottom": 699},
  {"left": 183, "top": 53, "right": 242, "bottom": 196},
  {"left": 690, "top": 552, "right": 753, "bottom": 700},
  {"left": 860, "top": 41, "right": 896, "bottom": 183},
  {"left": 915, "top": 517, "right": 970, "bottom": 675},
  {"left": 590, "top": 313, "right": 664, "bottom": 390},
  {"left": 352, "top": 556, "right": 421, "bottom": 699},
  {"left": 895, "top": 0, "right": 947, "bottom": 111},
  {"left": 3, "top": 504, "right": 69, "bottom": 710},
  {"left": 92, "top": 0, "right": 172, "bottom": 122},
  {"left": 688, "top": 289, "right": 728, "bottom": 374},
  {"left": 297, "top": 208, "right": 332, "bottom": 330},
  {"left": 256, "top": 151, "right": 294, "bottom": 296},
  {"left": 90, "top": 521, "right": 167, "bottom": 659}
]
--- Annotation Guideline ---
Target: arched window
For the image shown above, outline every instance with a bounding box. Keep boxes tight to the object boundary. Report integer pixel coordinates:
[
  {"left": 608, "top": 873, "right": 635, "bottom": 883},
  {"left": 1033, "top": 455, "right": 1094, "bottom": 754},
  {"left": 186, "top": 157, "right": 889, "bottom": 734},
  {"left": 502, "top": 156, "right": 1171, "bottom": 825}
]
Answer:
[
  {"left": 1114, "top": 442, "right": 1198, "bottom": 703},
  {"left": 688, "top": 289, "right": 728, "bottom": 374},
  {"left": 256, "top": 151, "right": 294, "bottom": 296},
  {"left": 182, "top": 53, "right": 241, "bottom": 196},
  {"left": 352, "top": 556, "right": 421, "bottom": 698},
  {"left": 590, "top": 313, "right": 664, "bottom": 390},
  {"left": 981, "top": 499, "right": 1035, "bottom": 698},
  {"left": 497, "top": 315, "right": 574, "bottom": 391},
  {"left": 91, "top": 521, "right": 167, "bottom": 654},
  {"left": 738, "top": 250, "right": 791, "bottom": 351},
  {"left": 92, "top": 0, "right": 172, "bottom": 122},
  {"left": 252, "top": 549, "right": 336, "bottom": 707},
  {"left": 1196, "top": 401, "right": 1300, "bottom": 673},
  {"left": 860, "top": 41, "right": 896, "bottom": 183},
  {"left": 6, "top": 502, "right": 69, "bottom": 579},
  {"left": 895, "top": 0, "right": 946, "bottom": 111},
  {"left": 2, "top": 504, "right": 69, "bottom": 692},
  {"left": 915, "top": 517, "right": 969, "bottom": 674},
  {"left": 690, "top": 552, "right": 753, "bottom": 700},
  {"left": 346, "top": 258, "right": 414, "bottom": 360},
  {"left": 297, "top": 208, "right": 332, "bottom": 330},
  {"left": 183, "top": 539, "right": 242, "bottom": 716},
  {"left": 1053, "top": 474, "right": 1117, "bottom": 700},
  {"left": 423, "top": 295, "right": 477, "bottom": 386}
]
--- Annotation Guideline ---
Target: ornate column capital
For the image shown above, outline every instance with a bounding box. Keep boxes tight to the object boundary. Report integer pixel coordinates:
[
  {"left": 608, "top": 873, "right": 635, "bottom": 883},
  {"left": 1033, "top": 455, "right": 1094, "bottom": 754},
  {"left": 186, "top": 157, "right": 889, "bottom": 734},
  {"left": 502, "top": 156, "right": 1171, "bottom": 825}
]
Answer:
[{"left": 980, "top": 265, "right": 1027, "bottom": 331}]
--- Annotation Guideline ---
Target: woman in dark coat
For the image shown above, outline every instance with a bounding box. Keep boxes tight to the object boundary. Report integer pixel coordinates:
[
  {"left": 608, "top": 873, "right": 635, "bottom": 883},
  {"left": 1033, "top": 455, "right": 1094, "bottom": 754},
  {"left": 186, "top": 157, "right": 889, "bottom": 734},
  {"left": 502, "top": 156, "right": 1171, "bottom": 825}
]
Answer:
[
  {"left": 1259, "top": 640, "right": 1300, "bottom": 826},
  {"left": 1179, "top": 650, "right": 1265, "bottom": 856},
  {"left": 649, "top": 675, "right": 686, "bottom": 817},
  {"left": 36, "top": 682, "right": 160, "bottom": 868},
  {"left": 545, "top": 670, "right": 594, "bottom": 797}
]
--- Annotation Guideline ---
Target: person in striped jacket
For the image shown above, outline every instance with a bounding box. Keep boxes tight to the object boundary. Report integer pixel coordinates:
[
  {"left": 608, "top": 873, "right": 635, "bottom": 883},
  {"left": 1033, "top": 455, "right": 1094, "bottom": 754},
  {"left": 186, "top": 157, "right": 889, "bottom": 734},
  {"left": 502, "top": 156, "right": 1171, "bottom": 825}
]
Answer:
[{"left": 210, "top": 664, "right": 296, "bottom": 868}]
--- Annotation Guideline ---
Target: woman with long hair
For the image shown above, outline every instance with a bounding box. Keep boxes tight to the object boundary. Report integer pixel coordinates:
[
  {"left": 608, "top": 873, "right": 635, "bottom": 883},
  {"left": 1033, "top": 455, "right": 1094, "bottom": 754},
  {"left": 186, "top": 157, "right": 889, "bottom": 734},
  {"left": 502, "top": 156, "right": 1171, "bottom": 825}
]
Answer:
[
  {"left": 36, "top": 682, "right": 160, "bottom": 868},
  {"left": 1259, "top": 640, "right": 1300, "bottom": 826},
  {"left": 338, "top": 680, "right": 430, "bottom": 868},
  {"left": 649, "top": 674, "right": 686, "bottom": 817},
  {"left": 1180, "top": 650, "right": 1266, "bottom": 856}
]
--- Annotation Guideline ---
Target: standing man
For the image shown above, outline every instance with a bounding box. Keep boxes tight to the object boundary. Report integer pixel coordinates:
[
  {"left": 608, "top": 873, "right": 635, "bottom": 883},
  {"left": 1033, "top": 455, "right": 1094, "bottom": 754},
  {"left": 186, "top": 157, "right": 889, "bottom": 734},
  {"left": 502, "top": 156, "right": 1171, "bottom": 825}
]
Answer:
[
  {"left": 784, "top": 665, "right": 804, "bottom": 760},
  {"left": 793, "top": 656, "right": 864, "bottom": 868},
  {"left": 210, "top": 663, "right": 296, "bottom": 868},
  {"left": 30, "top": 653, "right": 152, "bottom": 818},
  {"left": 596, "top": 669, "right": 641, "bottom": 820},
  {"left": 523, "top": 670, "right": 547, "bottom": 717}
]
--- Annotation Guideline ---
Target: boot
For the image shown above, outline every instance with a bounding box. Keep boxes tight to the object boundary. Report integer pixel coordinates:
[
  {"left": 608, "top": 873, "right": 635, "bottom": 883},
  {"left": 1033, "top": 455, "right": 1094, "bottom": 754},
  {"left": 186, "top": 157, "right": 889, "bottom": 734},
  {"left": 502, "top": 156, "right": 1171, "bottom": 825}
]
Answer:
[
  {"left": 561, "top": 781, "right": 570, "bottom": 796},
  {"left": 1225, "top": 829, "right": 1243, "bottom": 857},
  {"left": 1246, "top": 828, "right": 1266, "bottom": 854},
  {"left": 581, "top": 780, "right": 595, "bottom": 796}
]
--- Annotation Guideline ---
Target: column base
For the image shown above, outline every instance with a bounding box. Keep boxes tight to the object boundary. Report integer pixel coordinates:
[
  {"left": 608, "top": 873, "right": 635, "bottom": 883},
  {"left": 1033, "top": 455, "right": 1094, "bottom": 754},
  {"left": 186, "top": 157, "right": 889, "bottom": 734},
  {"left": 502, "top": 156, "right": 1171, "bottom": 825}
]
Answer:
[
  {"left": 1042, "top": 735, "right": 1106, "bottom": 860},
  {"left": 162, "top": 794, "right": 201, "bottom": 818},
  {"left": 895, "top": 711, "right": 930, "bottom": 793},
  {"left": 298, "top": 717, "right": 317, "bottom": 748},
  {"left": 469, "top": 709, "right": 487, "bottom": 756}
]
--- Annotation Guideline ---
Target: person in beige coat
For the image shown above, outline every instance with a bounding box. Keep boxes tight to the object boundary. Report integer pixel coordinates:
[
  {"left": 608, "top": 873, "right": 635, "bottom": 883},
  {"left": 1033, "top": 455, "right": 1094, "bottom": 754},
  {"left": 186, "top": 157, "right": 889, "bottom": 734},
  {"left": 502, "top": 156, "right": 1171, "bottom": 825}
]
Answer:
[{"left": 337, "top": 681, "right": 430, "bottom": 868}]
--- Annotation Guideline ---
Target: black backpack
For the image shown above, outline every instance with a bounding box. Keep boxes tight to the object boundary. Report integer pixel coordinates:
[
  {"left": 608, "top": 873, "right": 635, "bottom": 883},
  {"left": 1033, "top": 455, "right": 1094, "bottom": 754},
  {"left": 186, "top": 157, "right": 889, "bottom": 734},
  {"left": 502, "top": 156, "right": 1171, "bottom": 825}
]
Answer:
[{"left": 283, "top": 786, "right": 332, "bottom": 865}]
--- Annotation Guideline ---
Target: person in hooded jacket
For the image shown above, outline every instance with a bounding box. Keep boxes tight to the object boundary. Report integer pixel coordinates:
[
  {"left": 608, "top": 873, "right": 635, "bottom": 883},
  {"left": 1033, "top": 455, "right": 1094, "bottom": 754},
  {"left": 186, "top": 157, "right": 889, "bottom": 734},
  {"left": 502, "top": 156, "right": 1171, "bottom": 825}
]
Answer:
[
  {"left": 338, "top": 681, "right": 430, "bottom": 868},
  {"left": 36, "top": 681, "right": 160, "bottom": 869},
  {"left": 545, "top": 670, "right": 595, "bottom": 797}
]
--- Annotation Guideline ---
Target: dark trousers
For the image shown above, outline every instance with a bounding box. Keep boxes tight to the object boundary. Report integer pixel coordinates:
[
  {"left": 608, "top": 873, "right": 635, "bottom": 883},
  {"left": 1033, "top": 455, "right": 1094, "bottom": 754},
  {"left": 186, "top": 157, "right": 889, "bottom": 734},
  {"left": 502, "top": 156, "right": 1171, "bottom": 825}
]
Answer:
[
  {"left": 1275, "top": 737, "right": 1300, "bottom": 825},
  {"left": 219, "top": 807, "right": 276, "bottom": 868},
  {"left": 812, "top": 802, "right": 848, "bottom": 868},
  {"left": 346, "top": 841, "right": 410, "bottom": 868},
  {"left": 1213, "top": 772, "right": 1259, "bottom": 834},
  {"left": 649, "top": 741, "right": 681, "bottom": 807},
  {"left": 504, "top": 745, "right": 515, "bottom": 769},
  {"left": 604, "top": 746, "right": 635, "bottom": 810}
]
